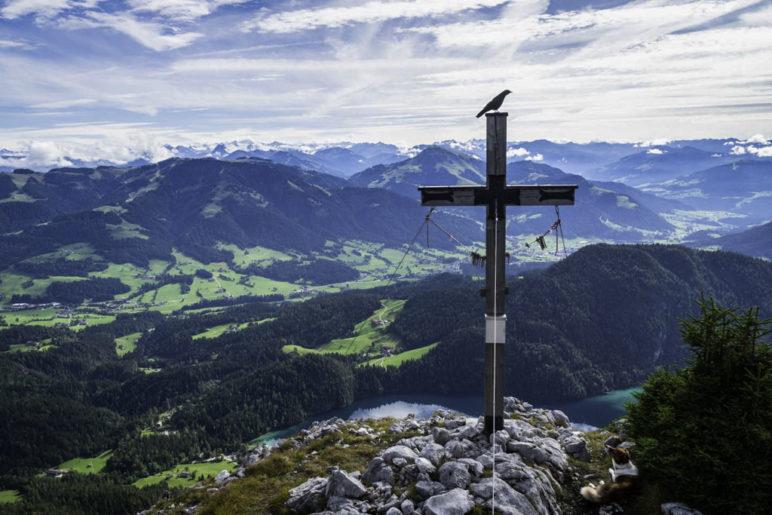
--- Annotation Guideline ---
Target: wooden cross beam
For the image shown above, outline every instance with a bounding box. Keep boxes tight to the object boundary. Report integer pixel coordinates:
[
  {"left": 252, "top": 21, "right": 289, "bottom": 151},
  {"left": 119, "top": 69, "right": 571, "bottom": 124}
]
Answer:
[{"left": 418, "top": 113, "right": 578, "bottom": 435}]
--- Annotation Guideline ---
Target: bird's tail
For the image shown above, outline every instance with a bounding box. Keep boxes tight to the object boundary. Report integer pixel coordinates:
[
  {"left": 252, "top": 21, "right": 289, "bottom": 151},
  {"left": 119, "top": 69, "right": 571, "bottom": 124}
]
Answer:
[{"left": 475, "top": 109, "right": 485, "bottom": 118}]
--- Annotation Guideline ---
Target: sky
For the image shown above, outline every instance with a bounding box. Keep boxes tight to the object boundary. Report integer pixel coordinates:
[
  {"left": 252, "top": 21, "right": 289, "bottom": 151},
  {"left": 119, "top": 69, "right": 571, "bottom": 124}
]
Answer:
[{"left": 0, "top": 0, "right": 771, "bottom": 165}]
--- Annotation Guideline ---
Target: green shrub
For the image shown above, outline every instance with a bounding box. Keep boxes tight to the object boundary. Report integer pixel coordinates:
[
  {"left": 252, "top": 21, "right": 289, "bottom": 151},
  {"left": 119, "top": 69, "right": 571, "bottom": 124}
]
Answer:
[{"left": 627, "top": 297, "right": 771, "bottom": 514}]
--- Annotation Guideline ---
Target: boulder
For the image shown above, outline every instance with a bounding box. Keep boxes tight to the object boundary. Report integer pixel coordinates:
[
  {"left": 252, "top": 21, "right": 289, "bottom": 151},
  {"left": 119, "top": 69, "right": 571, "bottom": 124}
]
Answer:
[
  {"left": 423, "top": 488, "right": 475, "bottom": 515},
  {"left": 469, "top": 477, "right": 539, "bottom": 515},
  {"left": 445, "top": 438, "right": 478, "bottom": 459},
  {"left": 444, "top": 418, "right": 466, "bottom": 430},
  {"left": 495, "top": 458, "right": 528, "bottom": 481},
  {"left": 326, "top": 495, "right": 357, "bottom": 512},
  {"left": 661, "top": 502, "right": 704, "bottom": 515},
  {"left": 382, "top": 445, "right": 418, "bottom": 466},
  {"left": 551, "top": 410, "right": 570, "bottom": 427},
  {"left": 507, "top": 441, "right": 548, "bottom": 464},
  {"left": 325, "top": 468, "right": 367, "bottom": 499},
  {"left": 420, "top": 442, "right": 445, "bottom": 466},
  {"left": 285, "top": 476, "right": 327, "bottom": 513},
  {"left": 414, "top": 480, "right": 445, "bottom": 499},
  {"left": 213, "top": 470, "right": 231, "bottom": 484},
  {"left": 458, "top": 458, "right": 484, "bottom": 477},
  {"left": 414, "top": 457, "right": 436, "bottom": 475},
  {"left": 493, "top": 429, "right": 510, "bottom": 446},
  {"left": 438, "top": 461, "right": 471, "bottom": 489},
  {"left": 363, "top": 457, "right": 394, "bottom": 485},
  {"left": 456, "top": 424, "right": 479, "bottom": 440},
  {"left": 432, "top": 427, "right": 451, "bottom": 445},
  {"left": 562, "top": 434, "right": 591, "bottom": 462}
]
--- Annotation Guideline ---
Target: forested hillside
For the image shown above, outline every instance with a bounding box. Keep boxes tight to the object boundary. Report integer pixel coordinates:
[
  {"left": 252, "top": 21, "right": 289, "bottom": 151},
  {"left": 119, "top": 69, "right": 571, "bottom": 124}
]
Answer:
[
  {"left": 0, "top": 158, "right": 477, "bottom": 272},
  {"left": 2, "top": 244, "right": 770, "bottom": 512},
  {"left": 361, "top": 244, "right": 772, "bottom": 401}
]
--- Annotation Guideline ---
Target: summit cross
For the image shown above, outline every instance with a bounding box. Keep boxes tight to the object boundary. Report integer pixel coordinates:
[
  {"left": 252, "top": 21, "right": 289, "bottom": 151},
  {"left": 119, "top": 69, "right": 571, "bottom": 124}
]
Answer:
[{"left": 418, "top": 112, "right": 578, "bottom": 435}]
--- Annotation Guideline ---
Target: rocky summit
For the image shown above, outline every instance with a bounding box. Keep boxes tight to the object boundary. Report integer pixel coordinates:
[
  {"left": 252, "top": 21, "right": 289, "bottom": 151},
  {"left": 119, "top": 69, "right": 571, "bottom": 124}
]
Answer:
[
  {"left": 224, "top": 397, "right": 591, "bottom": 514},
  {"left": 143, "top": 395, "right": 710, "bottom": 515},
  {"left": 284, "top": 397, "right": 585, "bottom": 514}
]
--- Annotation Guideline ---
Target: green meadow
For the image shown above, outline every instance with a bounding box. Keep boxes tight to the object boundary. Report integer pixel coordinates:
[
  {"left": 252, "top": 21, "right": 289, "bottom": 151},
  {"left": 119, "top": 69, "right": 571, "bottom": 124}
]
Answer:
[
  {"left": 115, "top": 332, "right": 142, "bottom": 356},
  {"left": 362, "top": 342, "right": 439, "bottom": 368},
  {"left": 132, "top": 460, "right": 238, "bottom": 489},
  {"left": 0, "top": 490, "right": 20, "bottom": 504},
  {"left": 283, "top": 299, "right": 405, "bottom": 360},
  {"left": 56, "top": 451, "right": 113, "bottom": 474}
]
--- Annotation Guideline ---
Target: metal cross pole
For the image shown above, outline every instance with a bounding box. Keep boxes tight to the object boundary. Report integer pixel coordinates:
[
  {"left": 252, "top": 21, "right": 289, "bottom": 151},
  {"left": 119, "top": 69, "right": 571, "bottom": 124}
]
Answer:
[{"left": 418, "top": 112, "right": 578, "bottom": 435}]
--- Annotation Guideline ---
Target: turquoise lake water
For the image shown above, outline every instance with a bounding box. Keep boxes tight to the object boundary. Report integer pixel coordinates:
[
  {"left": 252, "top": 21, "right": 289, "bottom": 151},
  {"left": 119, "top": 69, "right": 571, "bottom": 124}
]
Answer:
[{"left": 255, "top": 388, "right": 641, "bottom": 445}]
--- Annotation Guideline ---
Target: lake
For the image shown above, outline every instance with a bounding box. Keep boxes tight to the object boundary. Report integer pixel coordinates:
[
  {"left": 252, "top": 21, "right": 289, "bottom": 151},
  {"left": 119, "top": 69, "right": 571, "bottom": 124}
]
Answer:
[{"left": 255, "top": 388, "right": 641, "bottom": 445}]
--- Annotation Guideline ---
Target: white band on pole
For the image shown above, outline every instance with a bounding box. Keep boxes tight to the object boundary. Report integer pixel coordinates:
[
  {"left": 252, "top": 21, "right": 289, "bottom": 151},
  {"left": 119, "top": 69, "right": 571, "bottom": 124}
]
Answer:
[{"left": 485, "top": 314, "right": 506, "bottom": 344}]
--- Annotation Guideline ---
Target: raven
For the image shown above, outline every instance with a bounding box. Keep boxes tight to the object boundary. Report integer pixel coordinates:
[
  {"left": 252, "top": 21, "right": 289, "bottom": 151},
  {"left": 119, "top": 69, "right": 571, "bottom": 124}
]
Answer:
[{"left": 476, "top": 90, "right": 511, "bottom": 118}]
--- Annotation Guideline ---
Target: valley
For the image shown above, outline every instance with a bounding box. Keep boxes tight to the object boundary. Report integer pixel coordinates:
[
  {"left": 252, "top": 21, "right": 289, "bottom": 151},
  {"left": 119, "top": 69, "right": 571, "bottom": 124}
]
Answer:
[{"left": 0, "top": 139, "right": 770, "bottom": 513}]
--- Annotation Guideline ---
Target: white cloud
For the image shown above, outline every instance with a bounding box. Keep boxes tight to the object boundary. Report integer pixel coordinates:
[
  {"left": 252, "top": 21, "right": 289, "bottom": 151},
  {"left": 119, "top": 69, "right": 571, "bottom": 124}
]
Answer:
[
  {"left": 525, "top": 153, "right": 543, "bottom": 161},
  {"left": 1, "top": 0, "right": 771, "bottom": 147},
  {"left": 4, "top": 126, "right": 179, "bottom": 169},
  {"left": 744, "top": 133, "right": 768, "bottom": 145},
  {"left": 244, "top": 0, "right": 507, "bottom": 33},
  {"left": 23, "top": 140, "right": 73, "bottom": 167},
  {"left": 647, "top": 148, "right": 664, "bottom": 154},
  {"left": 507, "top": 147, "right": 529, "bottom": 158},
  {"left": 127, "top": 0, "right": 249, "bottom": 23},
  {"left": 0, "top": 0, "right": 98, "bottom": 20},
  {"left": 730, "top": 145, "right": 746, "bottom": 155},
  {"left": 0, "top": 38, "right": 30, "bottom": 48},
  {"left": 62, "top": 11, "right": 203, "bottom": 50},
  {"left": 753, "top": 146, "right": 772, "bottom": 157}
]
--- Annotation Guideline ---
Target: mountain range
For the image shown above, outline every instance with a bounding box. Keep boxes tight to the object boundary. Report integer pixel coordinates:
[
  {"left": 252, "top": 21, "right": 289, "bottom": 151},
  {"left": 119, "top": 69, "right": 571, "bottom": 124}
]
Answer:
[
  {"left": 691, "top": 221, "right": 772, "bottom": 259},
  {"left": 0, "top": 158, "right": 477, "bottom": 273},
  {"left": 1, "top": 137, "right": 771, "bottom": 299},
  {"left": 642, "top": 159, "right": 772, "bottom": 222},
  {"left": 350, "top": 146, "right": 676, "bottom": 240}
]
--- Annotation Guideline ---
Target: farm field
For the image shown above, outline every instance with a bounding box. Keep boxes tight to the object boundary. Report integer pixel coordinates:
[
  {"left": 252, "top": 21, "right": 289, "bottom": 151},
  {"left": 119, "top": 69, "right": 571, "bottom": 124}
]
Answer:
[
  {"left": 0, "top": 490, "right": 20, "bottom": 504},
  {"left": 55, "top": 451, "right": 113, "bottom": 475},
  {"left": 115, "top": 332, "right": 142, "bottom": 356},
  {"left": 132, "top": 460, "right": 238, "bottom": 489},
  {"left": 0, "top": 243, "right": 464, "bottom": 334},
  {"left": 283, "top": 299, "right": 405, "bottom": 360},
  {"left": 362, "top": 342, "right": 439, "bottom": 368}
]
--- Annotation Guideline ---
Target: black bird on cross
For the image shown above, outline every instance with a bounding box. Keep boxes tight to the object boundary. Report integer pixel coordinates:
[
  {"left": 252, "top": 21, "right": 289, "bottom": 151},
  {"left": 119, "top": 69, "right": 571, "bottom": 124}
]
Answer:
[{"left": 476, "top": 89, "right": 512, "bottom": 118}]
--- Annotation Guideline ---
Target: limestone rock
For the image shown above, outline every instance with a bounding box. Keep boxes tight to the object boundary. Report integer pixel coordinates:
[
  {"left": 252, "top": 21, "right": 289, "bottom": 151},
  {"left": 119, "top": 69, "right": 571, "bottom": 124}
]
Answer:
[
  {"left": 363, "top": 457, "right": 394, "bottom": 485},
  {"left": 414, "top": 457, "right": 436, "bottom": 475},
  {"left": 552, "top": 409, "right": 570, "bottom": 427},
  {"left": 661, "top": 502, "right": 704, "bottom": 515},
  {"left": 382, "top": 445, "right": 418, "bottom": 466},
  {"left": 423, "top": 488, "right": 475, "bottom": 515},
  {"left": 326, "top": 467, "right": 367, "bottom": 499},
  {"left": 432, "top": 427, "right": 451, "bottom": 445},
  {"left": 445, "top": 438, "right": 478, "bottom": 459},
  {"left": 507, "top": 441, "right": 548, "bottom": 464},
  {"left": 562, "top": 434, "right": 591, "bottom": 462},
  {"left": 438, "top": 461, "right": 471, "bottom": 489},
  {"left": 285, "top": 476, "right": 327, "bottom": 513},
  {"left": 457, "top": 458, "right": 483, "bottom": 477},
  {"left": 419, "top": 442, "right": 445, "bottom": 466},
  {"left": 213, "top": 470, "right": 230, "bottom": 484},
  {"left": 469, "top": 477, "right": 539, "bottom": 515},
  {"left": 414, "top": 480, "right": 446, "bottom": 499}
]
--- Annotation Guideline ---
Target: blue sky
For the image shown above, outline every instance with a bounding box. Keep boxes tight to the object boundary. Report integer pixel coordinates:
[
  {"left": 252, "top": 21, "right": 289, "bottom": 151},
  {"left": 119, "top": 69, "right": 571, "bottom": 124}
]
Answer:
[{"left": 0, "top": 0, "right": 770, "bottom": 165}]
